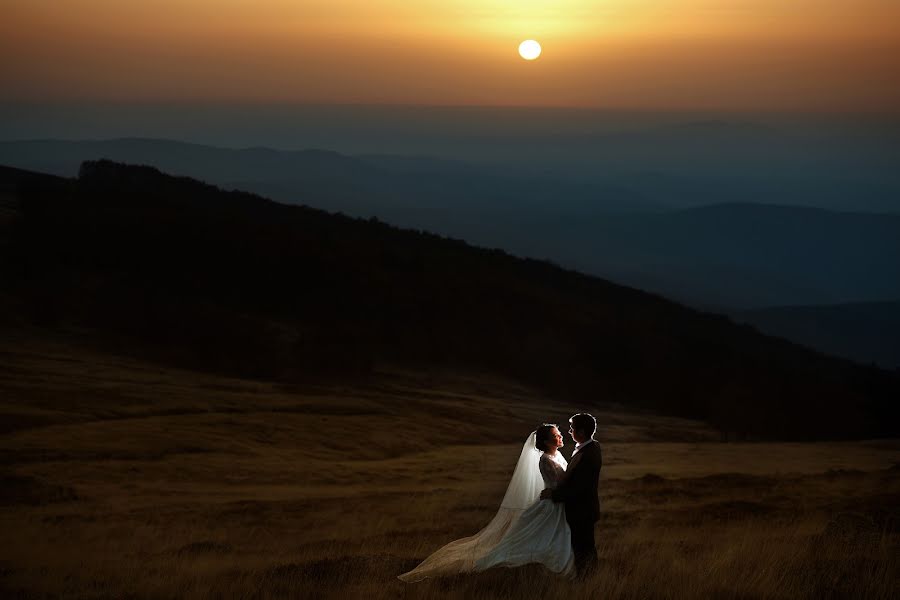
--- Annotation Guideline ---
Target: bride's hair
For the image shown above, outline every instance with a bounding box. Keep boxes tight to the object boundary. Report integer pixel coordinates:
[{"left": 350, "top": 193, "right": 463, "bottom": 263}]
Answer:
[{"left": 534, "top": 423, "right": 558, "bottom": 451}]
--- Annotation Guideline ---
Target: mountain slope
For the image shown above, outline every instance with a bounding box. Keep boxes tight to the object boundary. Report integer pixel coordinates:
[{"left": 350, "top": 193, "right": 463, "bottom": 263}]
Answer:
[{"left": 1, "top": 161, "right": 897, "bottom": 440}]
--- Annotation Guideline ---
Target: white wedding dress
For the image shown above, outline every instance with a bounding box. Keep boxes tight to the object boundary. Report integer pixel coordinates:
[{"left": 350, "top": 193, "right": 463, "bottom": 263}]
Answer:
[{"left": 398, "top": 433, "right": 574, "bottom": 582}]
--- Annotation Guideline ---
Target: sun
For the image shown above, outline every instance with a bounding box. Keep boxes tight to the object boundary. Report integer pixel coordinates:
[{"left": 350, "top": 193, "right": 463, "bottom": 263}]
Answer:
[{"left": 518, "top": 39, "right": 541, "bottom": 61}]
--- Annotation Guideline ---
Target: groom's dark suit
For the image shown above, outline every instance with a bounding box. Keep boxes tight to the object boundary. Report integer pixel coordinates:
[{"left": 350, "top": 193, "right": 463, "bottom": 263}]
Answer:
[{"left": 550, "top": 439, "right": 602, "bottom": 575}]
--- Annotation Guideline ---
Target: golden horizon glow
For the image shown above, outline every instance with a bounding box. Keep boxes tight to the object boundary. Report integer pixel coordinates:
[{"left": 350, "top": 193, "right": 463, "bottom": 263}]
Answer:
[{"left": 1, "top": 1, "right": 899, "bottom": 111}]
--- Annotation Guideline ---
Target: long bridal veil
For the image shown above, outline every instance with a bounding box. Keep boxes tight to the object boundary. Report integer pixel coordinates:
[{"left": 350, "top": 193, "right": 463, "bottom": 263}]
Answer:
[{"left": 398, "top": 432, "right": 544, "bottom": 582}]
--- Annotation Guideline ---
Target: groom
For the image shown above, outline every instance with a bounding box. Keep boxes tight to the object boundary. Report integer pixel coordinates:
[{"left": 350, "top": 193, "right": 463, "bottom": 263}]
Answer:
[{"left": 540, "top": 413, "right": 602, "bottom": 577}]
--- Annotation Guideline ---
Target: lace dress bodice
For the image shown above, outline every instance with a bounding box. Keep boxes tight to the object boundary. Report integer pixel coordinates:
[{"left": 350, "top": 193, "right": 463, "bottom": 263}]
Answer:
[{"left": 539, "top": 453, "right": 567, "bottom": 489}]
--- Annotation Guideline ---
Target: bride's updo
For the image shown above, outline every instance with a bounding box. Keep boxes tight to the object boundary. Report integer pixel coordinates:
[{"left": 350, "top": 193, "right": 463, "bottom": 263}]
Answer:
[{"left": 534, "top": 423, "right": 558, "bottom": 452}]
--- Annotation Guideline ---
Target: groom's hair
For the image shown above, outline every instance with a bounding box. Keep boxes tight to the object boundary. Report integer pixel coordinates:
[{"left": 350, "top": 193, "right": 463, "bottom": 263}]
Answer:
[
  {"left": 570, "top": 413, "right": 597, "bottom": 438},
  {"left": 534, "top": 423, "right": 558, "bottom": 451}
]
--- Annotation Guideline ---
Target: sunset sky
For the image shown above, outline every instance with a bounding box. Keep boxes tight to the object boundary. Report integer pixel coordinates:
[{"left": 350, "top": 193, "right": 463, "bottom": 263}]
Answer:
[{"left": 2, "top": 0, "right": 899, "bottom": 111}]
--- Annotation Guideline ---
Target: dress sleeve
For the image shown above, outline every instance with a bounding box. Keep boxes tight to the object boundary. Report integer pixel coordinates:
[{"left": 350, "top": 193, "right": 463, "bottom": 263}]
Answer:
[{"left": 539, "top": 454, "right": 565, "bottom": 486}]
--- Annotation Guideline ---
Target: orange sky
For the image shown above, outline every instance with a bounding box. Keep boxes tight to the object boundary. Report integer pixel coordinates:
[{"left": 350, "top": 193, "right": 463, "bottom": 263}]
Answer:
[{"left": 2, "top": 0, "right": 899, "bottom": 111}]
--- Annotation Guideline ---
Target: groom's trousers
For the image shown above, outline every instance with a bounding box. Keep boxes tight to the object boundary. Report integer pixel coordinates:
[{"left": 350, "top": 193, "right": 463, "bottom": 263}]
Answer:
[{"left": 570, "top": 520, "right": 598, "bottom": 576}]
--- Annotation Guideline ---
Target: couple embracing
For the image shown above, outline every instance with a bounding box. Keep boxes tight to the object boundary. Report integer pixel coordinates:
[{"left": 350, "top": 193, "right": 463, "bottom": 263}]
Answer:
[{"left": 399, "top": 413, "right": 602, "bottom": 582}]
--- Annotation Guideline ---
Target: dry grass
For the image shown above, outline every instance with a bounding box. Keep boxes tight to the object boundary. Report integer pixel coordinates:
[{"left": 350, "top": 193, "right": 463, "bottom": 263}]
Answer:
[{"left": 1, "top": 333, "right": 898, "bottom": 599}]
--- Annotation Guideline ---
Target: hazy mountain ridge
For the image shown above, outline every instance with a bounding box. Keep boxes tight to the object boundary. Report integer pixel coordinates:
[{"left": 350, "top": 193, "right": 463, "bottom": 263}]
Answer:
[
  {"left": 732, "top": 300, "right": 900, "bottom": 369},
  {"left": 1, "top": 161, "right": 897, "bottom": 441},
  {"left": 2, "top": 138, "right": 899, "bottom": 312},
  {"left": 512, "top": 202, "right": 900, "bottom": 309},
  {"left": 0, "top": 138, "right": 663, "bottom": 212}
]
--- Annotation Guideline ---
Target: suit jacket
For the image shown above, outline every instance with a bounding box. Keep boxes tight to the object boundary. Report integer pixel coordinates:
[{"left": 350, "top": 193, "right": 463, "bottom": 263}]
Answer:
[{"left": 550, "top": 440, "right": 602, "bottom": 525}]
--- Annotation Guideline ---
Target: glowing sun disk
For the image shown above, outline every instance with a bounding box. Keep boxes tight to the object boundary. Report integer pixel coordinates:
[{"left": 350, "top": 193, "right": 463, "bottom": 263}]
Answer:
[{"left": 518, "top": 39, "right": 541, "bottom": 60}]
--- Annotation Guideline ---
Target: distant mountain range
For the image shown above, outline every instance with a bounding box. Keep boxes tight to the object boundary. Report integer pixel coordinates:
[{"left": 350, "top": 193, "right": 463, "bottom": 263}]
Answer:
[
  {"left": 732, "top": 301, "right": 900, "bottom": 370},
  {"left": 1, "top": 161, "right": 897, "bottom": 441},
  {"left": 0, "top": 137, "right": 663, "bottom": 215},
  {"left": 1, "top": 138, "right": 899, "bottom": 312},
  {"left": 3, "top": 107, "right": 898, "bottom": 214},
  {"left": 562, "top": 203, "right": 900, "bottom": 310}
]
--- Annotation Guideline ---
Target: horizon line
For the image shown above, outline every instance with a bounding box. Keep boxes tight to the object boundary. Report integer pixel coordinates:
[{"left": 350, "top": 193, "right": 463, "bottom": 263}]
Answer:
[{"left": 3, "top": 100, "right": 900, "bottom": 118}]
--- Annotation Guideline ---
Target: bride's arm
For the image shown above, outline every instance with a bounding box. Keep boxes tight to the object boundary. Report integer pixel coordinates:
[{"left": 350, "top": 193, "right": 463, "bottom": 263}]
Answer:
[
  {"left": 539, "top": 455, "right": 567, "bottom": 488},
  {"left": 538, "top": 454, "right": 556, "bottom": 482}
]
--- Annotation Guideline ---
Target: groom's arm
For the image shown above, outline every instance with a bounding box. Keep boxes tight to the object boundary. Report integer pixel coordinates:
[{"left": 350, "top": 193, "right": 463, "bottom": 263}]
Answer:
[
  {"left": 548, "top": 470, "right": 580, "bottom": 503},
  {"left": 549, "top": 453, "right": 594, "bottom": 503}
]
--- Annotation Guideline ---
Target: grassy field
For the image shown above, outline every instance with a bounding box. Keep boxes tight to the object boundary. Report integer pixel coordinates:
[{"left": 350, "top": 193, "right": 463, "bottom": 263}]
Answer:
[{"left": 1, "top": 332, "right": 898, "bottom": 599}]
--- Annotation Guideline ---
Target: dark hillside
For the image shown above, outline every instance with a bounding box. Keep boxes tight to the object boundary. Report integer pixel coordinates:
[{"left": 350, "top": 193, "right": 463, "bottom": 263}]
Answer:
[{"left": 1, "top": 161, "right": 897, "bottom": 440}]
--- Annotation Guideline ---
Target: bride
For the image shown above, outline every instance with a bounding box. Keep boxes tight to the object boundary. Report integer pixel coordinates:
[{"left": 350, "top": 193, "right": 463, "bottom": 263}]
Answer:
[{"left": 398, "top": 424, "right": 573, "bottom": 581}]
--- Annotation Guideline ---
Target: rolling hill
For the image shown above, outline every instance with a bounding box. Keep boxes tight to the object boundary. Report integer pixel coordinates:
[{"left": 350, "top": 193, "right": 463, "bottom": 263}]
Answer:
[{"left": 1, "top": 161, "right": 897, "bottom": 440}]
